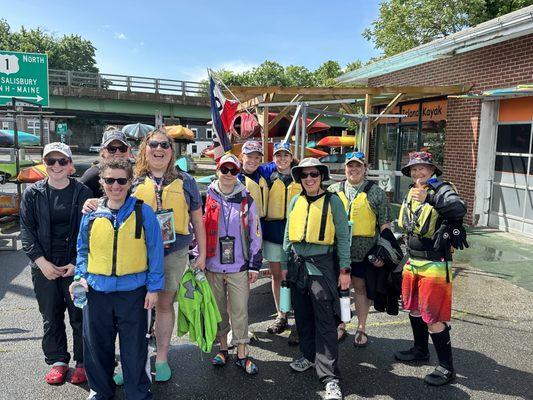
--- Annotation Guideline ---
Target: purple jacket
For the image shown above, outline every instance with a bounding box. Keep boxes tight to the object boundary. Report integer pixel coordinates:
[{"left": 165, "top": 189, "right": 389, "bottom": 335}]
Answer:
[{"left": 201, "top": 181, "right": 263, "bottom": 274}]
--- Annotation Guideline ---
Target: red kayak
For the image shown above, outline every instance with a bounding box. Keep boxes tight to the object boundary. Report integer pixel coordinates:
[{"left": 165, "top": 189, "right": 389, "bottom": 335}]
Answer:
[{"left": 204, "top": 143, "right": 327, "bottom": 159}]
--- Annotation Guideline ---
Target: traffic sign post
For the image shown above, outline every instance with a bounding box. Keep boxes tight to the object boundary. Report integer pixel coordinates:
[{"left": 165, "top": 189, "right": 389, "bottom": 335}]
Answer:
[
  {"left": 56, "top": 122, "right": 68, "bottom": 135},
  {"left": 0, "top": 50, "right": 49, "bottom": 107}
]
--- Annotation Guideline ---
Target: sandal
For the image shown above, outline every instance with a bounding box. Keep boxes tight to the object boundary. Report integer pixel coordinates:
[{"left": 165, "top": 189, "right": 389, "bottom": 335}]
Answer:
[
  {"left": 267, "top": 316, "right": 288, "bottom": 334},
  {"left": 235, "top": 357, "right": 258, "bottom": 375},
  {"left": 69, "top": 366, "right": 87, "bottom": 384},
  {"left": 337, "top": 325, "right": 347, "bottom": 342},
  {"left": 353, "top": 330, "right": 368, "bottom": 348},
  {"left": 210, "top": 351, "right": 228, "bottom": 366},
  {"left": 45, "top": 365, "right": 68, "bottom": 385}
]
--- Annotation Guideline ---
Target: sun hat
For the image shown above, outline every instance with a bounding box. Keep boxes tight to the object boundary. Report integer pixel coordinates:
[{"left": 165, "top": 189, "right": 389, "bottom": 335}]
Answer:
[
  {"left": 291, "top": 157, "right": 330, "bottom": 183},
  {"left": 401, "top": 151, "right": 442, "bottom": 177}
]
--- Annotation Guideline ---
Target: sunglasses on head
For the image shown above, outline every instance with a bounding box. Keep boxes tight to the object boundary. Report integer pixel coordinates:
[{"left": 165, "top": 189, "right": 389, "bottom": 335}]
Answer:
[
  {"left": 148, "top": 140, "right": 171, "bottom": 150},
  {"left": 345, "top": 151, "right": 365, "bottom": 161},
  {"left": 106, "top": 145, "right": 128, "bottom": 154},
  {"left": 300, "top": 171, "right": 320, "bottom": 179},
  {"left": 103, "top": 177, "right": 129, "bottom": 185},
  {"left": 44, "top": 157, "right": 70, "bottom": 166},
  {"left": 219, "top": 166, "right": 239, "bottom": 176}
]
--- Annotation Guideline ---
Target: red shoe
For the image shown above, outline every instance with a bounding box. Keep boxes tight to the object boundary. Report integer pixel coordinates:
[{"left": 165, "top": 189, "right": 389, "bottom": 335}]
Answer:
[
  {"left": 45, "top": 365, "right": 68, "bottom": 385},
  {"left": 69, "top": 366, "right": 87, "bottom": 384}
]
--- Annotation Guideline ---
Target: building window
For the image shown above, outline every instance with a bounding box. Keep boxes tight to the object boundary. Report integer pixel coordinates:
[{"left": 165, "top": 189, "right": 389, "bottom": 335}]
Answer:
[
  {"left": 27, "top": 119, "right": 50, "bottom": 143},
  {"left": 206, "top": 129, "right": 213, "bottom": 139},
  {"left": 190, "top": 128, "right": 198, "bottom": 138},
  {"left": 192, "top": 145, "right": 197, "bottom": 154}
]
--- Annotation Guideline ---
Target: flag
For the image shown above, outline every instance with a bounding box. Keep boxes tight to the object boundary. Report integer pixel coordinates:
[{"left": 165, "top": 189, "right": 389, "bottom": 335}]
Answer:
[{"left": 208, "top": 73, "right": 238, "bottom": 153}]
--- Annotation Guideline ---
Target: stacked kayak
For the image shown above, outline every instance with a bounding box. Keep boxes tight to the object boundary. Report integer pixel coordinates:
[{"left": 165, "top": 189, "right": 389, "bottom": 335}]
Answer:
[
  {"left": 317, "top": 136, "right": 357, "bottom": 147},
  {"left": 204, "top": 143, "right": 327, "bottom": 159},
  {"left": 165, "top": 125, "right": 195, "bottom": 140}
]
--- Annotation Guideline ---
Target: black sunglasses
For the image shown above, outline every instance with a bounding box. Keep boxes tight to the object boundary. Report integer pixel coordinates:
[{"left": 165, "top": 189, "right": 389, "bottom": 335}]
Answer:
[
  {"left": 148, "top": 140, "right": 171, "bottom": 150},
  {"left": 300, "top": 171, "right": 320, "bottom": 179},
  {"left": 44, "top": 157, "right": 70, "bottom": 166},
  {"left": 106, "top": 145, "right": 128, "bottom": 154},
  {"left": 219, "top": 166, "right": 239, "bottom": 176},
  {"left": 103, "top": 177, "right": 130, "bottom": 185}
]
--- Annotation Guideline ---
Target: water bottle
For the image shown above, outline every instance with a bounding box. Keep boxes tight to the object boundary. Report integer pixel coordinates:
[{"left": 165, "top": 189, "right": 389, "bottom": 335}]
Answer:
[
  {"left": 280, "top": 280, "right": 292, "bottom": 313},
  {"left": 339, "top": 289, "right": 351, "bottom": 323},
  {"left": 72, "top": 275, "right": 87, "bottom": 309}
]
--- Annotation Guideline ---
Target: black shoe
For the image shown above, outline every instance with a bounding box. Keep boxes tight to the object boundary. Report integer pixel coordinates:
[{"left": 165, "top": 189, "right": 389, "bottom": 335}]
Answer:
[
  {"left": 394, "top": 347, "right": 430, "bottom": 362},
  {"left": 424, "top": 365, "right": 456, "bottom": 386}
]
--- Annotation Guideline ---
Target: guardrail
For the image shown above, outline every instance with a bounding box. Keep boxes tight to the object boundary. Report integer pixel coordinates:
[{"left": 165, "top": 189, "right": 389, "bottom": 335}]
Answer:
[{"left": 49, "top": 70, "right": 207, "bottom": 97}]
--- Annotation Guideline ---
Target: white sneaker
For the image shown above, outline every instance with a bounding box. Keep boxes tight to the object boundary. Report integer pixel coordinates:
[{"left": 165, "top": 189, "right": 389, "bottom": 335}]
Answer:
[
  {"left": 324, "top": 381, "right": 342, "bottom": 400},
  {"left": 289, "top": 357, "right": 315, "bottom": 372}
]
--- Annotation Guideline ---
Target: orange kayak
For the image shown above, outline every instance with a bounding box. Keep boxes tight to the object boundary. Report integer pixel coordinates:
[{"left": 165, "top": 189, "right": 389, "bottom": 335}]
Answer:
[
  {"left": 317, "top": 136, "right": 357, "bottom": 147},
  {"left": 165, "top": 125, "right": 195, "bottom": 140},
  {"left": 0, "top": 194, "right": 20, "bottom": 216}
]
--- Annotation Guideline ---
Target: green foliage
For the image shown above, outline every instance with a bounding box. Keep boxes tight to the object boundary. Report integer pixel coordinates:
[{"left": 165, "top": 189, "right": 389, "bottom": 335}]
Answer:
[
  {"left": 0, "top": 19, "right": 98, "bottom": 72},
  {"left": 363, "top": 0, "right": 533, "bottom": 56},
  {"left": 210, "top": 59, "right": 362, "bottom": 88}
]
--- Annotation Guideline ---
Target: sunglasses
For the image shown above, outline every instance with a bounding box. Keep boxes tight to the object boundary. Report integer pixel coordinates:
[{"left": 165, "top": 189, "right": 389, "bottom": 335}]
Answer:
[
  {"left": 219, "top": 166, "right": 239, "bottom": 176},
  {"left": 103, "top": 177, "right": 130, "bottom": 185},
  {"left": 106, "top": 145, "right": 128, "bottom": 154},
  {"left": 148, "top": 140, "right": 171, "bottom": 150},
  {"left": 44, "top": 157, "right": 70, "bottom": 166},
  {"left": 300, "top": 171, "right": 320, "bottom": 179},
  {"left": 345, "top": 151, "right": 365, "bottom": 161}
]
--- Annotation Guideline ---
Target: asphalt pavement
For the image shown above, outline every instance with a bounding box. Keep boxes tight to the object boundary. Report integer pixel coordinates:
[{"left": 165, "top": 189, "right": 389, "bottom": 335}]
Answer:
[{"left": 0, "top": 242, "right": 532, "bottom": 400}]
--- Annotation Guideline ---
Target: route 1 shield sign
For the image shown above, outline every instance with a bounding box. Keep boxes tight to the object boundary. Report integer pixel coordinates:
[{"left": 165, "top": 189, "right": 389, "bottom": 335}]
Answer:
[{"left": 0, "top": 50, "right": 49, "bottom": 107}]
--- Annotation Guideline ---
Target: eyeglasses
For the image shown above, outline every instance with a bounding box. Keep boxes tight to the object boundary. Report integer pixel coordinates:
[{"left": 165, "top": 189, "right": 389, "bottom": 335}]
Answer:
[
  {"left": 300, "top": 171, "right": 320, "bottom": 179},
  {"left": 148, "top": 140, "right": 171, "bottom": 150},
  {"left": 102, "top": 177, "right": 129, "bottom": 185},
  {"left": 106, "top": 145, "right": 128, "bottom": 154},
  {"left": 219, "top": 166, "right": 239, "bottom": 176},
  {"left": 345, "top": 151, "right": 365, "bottom": 161},
  {"left": 44, "top": 157, "right": 70, "bottom": 166}
]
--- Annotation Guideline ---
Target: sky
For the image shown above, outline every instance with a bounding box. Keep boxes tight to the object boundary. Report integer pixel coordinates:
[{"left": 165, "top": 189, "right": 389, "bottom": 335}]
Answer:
[{"left": 1, "top": 0, "right": 383, "bottom": 82}]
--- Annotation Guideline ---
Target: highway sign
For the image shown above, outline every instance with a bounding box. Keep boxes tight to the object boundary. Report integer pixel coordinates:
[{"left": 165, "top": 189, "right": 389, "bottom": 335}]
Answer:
[
  {"left": 0, "top": 50, "right": 49, "bottom": 107},
  {"left": 56, "top": 122, "right": 68, "bottom": 135}
]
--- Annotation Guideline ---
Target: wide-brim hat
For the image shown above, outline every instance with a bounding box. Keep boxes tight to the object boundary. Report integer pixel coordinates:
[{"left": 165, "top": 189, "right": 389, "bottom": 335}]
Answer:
[
  {"left": 291, "top": 157, "right": 330, "bottom": 183},
  {"left": 401, "top": 151, "right": 442, "bottom": 177}
]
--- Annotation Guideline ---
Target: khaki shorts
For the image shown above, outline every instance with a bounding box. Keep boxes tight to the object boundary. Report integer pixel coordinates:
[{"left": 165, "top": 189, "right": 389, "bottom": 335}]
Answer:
[{"left": 163, "top": 246, "right": 189, "bottom": 292}]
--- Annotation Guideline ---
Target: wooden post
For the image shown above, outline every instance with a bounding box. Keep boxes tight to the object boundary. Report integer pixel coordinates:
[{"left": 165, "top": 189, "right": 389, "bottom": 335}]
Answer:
[
  {"left": 364, "top": 94, "right": 372, "bottom": 156},
  {"left": 262, "top": 100, "right": 269, "bottom": 163}
]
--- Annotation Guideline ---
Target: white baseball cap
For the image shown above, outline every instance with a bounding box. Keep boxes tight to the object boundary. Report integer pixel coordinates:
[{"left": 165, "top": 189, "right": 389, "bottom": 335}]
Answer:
[{"left": 43, "top": 142, "right": 72, "bottom": 159}]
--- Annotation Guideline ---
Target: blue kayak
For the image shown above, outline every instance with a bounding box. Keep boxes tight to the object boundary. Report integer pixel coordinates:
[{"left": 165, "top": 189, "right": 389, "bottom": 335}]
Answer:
[{"left": 0, "top": 130, "right": 40, "bottom": 147}]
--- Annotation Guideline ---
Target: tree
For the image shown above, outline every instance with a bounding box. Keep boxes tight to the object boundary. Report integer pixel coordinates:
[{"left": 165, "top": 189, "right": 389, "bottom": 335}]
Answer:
[
  {"left": 313, "top": 60, "right": 343, "bottom": 86},
  {"left": 0, "top": 19, "right": 98, "bottom": 72},
  {"left": 363, "top": 0, "right": 533, "bottom": 56},
  {"left": 285, "top": 65, "right": 315, "bottom": 86}
]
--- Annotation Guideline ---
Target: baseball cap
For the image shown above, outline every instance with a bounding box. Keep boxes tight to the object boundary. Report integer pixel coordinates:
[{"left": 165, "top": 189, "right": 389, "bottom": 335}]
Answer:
[
  {"left": 101, "top": 129, "right": 129, "bottom": 147},
  {"left": 273, "top": 142, "right": 293, "bottom": 155},
  {"left": 217, "top": 154, "right": 241, "bottom": 170},
  {"left": 345, "top": 151, "right": 365, "bottom": 165},
  {"left": 43, "top": 142, "right": 72, "bottom": 159},
  {"left": 242, "top": 141, "right": 263, "bottom": 155}
]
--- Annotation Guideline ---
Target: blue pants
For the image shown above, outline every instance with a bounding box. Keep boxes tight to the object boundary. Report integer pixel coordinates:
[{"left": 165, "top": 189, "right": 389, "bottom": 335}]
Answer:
[{"left": 83, "top": 286, "right": 152, "bottom": 400}]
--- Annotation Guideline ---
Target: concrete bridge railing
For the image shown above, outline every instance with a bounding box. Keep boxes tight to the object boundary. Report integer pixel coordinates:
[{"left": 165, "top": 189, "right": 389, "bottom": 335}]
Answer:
[{"left": 49, "top": 69, "right": 207, "bottom": 98}]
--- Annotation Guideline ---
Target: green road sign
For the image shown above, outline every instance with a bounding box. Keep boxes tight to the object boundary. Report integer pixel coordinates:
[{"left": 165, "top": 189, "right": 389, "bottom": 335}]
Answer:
[
  {"left": 0, "top": 50, "right": 49, "bottom": 107},
  {"left": 56, "top": 122, "right": 68, "bottom": 135}
]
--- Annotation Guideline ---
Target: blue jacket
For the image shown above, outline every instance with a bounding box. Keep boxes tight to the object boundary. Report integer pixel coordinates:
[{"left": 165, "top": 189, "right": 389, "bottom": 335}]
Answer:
[{"left": 75, "top": 195, "right": 165, "bottom": 293}]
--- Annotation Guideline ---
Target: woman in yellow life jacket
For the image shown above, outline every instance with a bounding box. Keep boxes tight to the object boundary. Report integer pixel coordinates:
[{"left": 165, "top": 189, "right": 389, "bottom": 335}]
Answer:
[
  {"left": 131, "top": 129, "right": 207, "bottom": 382},
  {"left": 237, "top": 140, "right": 268, "bottom": 218},
  {"left": 328, "top": 152, "right": 392, "bottom": 347},
  {"left": 283, "top": 158, "right": 351, "bottom": 400},
  {"left": 257, "top": 142, "right": 301, "bottom": 341}
]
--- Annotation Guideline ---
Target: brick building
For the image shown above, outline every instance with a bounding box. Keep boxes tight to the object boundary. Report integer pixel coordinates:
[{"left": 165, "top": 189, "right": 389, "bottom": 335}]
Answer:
[{"left": 339, "top": 6, "right": 533, "bottom": 237}]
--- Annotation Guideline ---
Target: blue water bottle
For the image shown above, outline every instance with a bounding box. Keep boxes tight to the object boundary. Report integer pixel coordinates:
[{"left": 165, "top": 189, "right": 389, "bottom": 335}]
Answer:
[
  {"left": 280, "top": 280, "right": 292, "bottom": 313},
  {"left": 72, "top": 275, "right": 87, "bottom": 309}
]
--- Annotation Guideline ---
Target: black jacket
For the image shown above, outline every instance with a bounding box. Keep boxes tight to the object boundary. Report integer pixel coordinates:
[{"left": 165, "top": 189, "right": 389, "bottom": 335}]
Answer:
[{"left": 20, "top": 178, "right": 92, "bottom": 265}]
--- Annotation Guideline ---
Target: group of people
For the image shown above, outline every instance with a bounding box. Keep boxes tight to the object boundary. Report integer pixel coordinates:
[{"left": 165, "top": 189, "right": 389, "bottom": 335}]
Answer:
[{"left": 21, "top": 126, "right": 467, "bottom": 400}]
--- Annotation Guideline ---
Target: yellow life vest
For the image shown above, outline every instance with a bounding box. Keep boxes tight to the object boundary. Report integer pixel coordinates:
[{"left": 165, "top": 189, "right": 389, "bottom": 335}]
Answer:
[
  {"left": 398, "top": 186, "right": 439, "bottom": 238},
  {"left": 336, "top": 181, "right": 377, "bottom": 238},
  {"left": 244, "top": 176, "right": 269, "bottom": 218},
  {"left": 87, "top": 202, "right": 147, "bottom": 276},
  {"left": 266, "top": 176, "right": 302, "bottom": 221},
  {"left": 288, "top": 193, "right": 335, "bottom": 245},
  {"left": 133, "top": 176, "right": 189, "bottom": 235}
]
